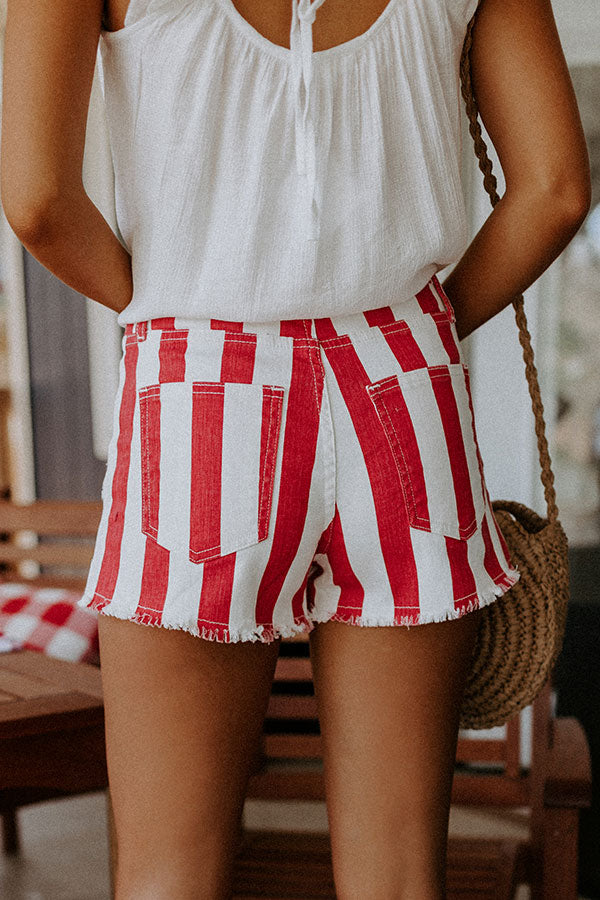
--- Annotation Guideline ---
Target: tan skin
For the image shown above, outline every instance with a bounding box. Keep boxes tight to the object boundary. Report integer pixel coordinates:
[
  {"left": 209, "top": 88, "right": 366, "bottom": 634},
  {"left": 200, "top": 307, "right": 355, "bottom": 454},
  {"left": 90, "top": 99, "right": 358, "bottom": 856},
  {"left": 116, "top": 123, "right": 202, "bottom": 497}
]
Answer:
[{"left": 1, "top": 1, "right": 592, "bottom": 898}]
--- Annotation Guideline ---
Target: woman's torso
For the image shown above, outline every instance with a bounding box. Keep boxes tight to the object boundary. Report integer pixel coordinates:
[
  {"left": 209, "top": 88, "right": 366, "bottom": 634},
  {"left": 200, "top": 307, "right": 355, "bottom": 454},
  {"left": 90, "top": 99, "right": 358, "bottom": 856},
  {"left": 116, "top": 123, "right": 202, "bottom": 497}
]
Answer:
[{"left": 97, "top": 0, "right": 479, "bottom": 326}]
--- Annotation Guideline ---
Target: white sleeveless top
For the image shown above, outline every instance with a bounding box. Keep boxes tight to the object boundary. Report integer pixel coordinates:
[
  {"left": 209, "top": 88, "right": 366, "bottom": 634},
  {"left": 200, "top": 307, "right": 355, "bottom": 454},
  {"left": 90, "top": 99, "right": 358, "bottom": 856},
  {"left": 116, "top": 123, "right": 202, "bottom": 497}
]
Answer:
[{"left": 98, "top": 0, "right": 479, "bottom": 325}]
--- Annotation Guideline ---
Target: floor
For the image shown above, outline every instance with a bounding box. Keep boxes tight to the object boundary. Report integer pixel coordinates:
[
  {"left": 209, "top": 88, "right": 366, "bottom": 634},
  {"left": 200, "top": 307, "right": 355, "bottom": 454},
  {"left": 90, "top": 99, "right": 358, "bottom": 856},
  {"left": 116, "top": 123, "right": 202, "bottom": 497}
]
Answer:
[{"left": 0, "top": 791, "right": 539, "bottom": 899}]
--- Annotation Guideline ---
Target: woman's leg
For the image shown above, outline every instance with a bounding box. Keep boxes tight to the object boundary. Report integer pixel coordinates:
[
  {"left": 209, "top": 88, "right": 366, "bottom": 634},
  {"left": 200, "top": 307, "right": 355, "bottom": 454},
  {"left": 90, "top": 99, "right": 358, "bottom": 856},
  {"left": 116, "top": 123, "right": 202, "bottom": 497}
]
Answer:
[
  {"left": 97, "top": 613, "right": 281, "bottom": 900},
  {"left": 308, "top": 609, "right": 482, "bottom": 900}
]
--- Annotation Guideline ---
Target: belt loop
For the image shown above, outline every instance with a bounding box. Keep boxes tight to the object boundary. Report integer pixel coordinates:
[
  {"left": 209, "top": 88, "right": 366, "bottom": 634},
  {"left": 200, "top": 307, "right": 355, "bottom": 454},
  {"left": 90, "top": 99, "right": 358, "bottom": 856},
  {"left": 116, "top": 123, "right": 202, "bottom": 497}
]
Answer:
[
  {"left": 124, "top": 323, "right": 137, "bottom": 346},
  {"left": 432, "top": 275, "right": 456, "bottom": 323},
  {"left": 135, "top": 321, "right": 148, "bottom": 341}
]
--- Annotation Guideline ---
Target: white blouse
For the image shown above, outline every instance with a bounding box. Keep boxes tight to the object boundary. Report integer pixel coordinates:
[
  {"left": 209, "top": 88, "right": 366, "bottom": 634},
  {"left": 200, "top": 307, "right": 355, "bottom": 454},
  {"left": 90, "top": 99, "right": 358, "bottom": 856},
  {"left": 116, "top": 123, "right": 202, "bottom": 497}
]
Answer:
[{"left": 97, "top": 0, "right": 479, "bottom": 324}]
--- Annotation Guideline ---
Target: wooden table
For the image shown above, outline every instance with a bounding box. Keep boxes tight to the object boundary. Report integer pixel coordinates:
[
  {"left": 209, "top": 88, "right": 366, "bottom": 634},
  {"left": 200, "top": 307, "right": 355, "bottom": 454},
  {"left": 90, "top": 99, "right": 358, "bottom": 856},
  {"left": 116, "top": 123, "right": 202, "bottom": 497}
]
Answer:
[{"left": 0, "top": 649, "right": 109, "bottom": 860}]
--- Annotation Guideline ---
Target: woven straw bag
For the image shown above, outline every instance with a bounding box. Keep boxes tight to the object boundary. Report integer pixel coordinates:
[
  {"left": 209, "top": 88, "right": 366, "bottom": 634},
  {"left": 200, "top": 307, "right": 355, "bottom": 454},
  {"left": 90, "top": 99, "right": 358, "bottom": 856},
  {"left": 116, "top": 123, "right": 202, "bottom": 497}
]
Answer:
[{"left": 456, "top": 10, "right": 570, "bottom": 730}]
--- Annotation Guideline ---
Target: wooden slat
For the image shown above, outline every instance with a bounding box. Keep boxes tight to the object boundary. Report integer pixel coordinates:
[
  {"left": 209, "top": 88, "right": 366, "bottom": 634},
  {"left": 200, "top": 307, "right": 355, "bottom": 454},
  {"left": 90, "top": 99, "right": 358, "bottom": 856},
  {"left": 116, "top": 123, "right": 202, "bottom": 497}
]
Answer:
[
  {"left": 232, "top": 831, "right": 524, "bottom": 900},
  {"left": 265, "top": 740, "right": 516, "bottom": 763},
  {"left": 544, "top": 716, "right": 592, "bottom": 808},
  {"left": 249, "top": 764, "right": 531, "bottom": 806},
  {"left": 452, "top": 773, "right": 530, "bottom": 807},
  {"left": 0, "top": 668, "right": 69, "bottom": 701},
  {"left": 0, "top": 652, "right": 104, "bottom": 738},
  {"left": 2, "top": 574, "right": 89, "bottom": 591},
  {"left": 0, "top": 651, "right": 103, "bottom": 699},
  {"left": 0, "top": 690, "right": 17, "bottom": 703},
  {"left": 264, "top": 734, "right": 322, "bottom": 759},
  {"left": 446, "top": 836, "right": 524, "bottom": 899},
  {"left": 274, "top": 657, "right": 313, "bottom": 680},
  {"left": 264, "top": 735, "right": 512, "bottom": 767},
  {"left": 266, "top": 694, "right": 318, "bottom": 719},
  {"left": 233, "top": 830, "right": 335, "bottom": 899},
  {"left": 0, "top": 500, "right": 109, "bottom": 587},
  {"left": 0, "top": 542, "right": 95, "bottom": 567},
  {"left": 0, "top": 501, "right": 102, "bottom": 535},
  {"left": 247, "top": 769, "right": 325, "bottom": 801},
  {"left": 0, "top": 692, "right": 104, "bottom": 736},
  {"left": 265, "top": 711, "right": 510, "bottom": 766},
  {"left": 541, "top": 807, "right": 579, "bottom": 899},
  {"left": 455, "top": 739, "right": 509, "bottom": 764},
  {"left": 505, "top": 714, "right": 522, "bottom": 778}
]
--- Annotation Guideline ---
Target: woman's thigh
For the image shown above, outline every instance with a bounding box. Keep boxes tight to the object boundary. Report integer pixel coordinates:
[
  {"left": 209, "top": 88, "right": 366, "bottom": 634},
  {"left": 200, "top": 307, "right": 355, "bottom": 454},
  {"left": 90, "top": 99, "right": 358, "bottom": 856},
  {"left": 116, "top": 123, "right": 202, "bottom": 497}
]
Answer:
[
  {"left": 308, "top": 610, "right": 481, "bottom": 900},
  {"left": 97, "top": 613, "right": 281, "bottom": 898}
]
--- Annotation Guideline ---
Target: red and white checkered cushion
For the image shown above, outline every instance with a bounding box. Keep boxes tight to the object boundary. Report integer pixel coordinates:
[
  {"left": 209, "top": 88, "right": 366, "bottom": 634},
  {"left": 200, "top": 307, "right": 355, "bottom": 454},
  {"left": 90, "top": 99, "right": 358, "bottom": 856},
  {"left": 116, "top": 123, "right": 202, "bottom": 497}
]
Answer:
[{"left": 0, "top": 583, "right": 100, "bottom": 665}]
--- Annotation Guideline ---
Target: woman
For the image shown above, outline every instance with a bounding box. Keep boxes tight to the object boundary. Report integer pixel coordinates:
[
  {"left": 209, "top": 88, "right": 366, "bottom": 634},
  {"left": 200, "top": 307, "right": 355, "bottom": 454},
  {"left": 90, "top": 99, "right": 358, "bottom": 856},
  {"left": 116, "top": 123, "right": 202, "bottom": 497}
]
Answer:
[{"left": 1, "top": 0, "right": 590, "bottom": 897}]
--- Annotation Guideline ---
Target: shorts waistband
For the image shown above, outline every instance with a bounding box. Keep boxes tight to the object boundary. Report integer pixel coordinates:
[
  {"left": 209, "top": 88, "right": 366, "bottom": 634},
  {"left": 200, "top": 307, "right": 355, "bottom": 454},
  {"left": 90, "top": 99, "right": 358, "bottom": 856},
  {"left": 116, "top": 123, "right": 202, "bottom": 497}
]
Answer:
[{"left": 124, "top": 274, "right": 455, "bottom": 344}]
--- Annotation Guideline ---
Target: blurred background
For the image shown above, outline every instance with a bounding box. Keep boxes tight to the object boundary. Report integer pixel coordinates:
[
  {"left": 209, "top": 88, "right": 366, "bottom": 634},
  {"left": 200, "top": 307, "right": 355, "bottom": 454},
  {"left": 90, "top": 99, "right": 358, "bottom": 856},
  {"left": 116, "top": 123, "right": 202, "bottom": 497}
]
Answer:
[{"left": 0, "top": 0, "right": 597, "bottom": 898}]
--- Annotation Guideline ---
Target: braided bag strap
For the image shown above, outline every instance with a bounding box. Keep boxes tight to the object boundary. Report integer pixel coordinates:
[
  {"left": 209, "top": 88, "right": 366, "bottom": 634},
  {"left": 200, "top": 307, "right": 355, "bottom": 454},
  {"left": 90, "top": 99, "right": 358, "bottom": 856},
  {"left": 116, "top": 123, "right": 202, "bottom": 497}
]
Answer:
[{"left": 459, "top": 10, "right": 559, "bottom": 524}]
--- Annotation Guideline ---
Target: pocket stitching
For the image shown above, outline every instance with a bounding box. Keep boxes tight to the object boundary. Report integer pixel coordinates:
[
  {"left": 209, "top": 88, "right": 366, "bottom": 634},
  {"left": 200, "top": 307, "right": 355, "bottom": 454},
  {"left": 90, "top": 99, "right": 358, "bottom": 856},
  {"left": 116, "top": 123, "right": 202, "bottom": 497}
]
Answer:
[
  {"left": 257, "top": 389, "right": 284, "bottom": 540},
  {"left": 139, "top": 381, "right": 285, "bottom": 562},
  {"left": 257, "top": 395, "right": 274, "bottom": 540},
  {"left": 378, "top": 320, "right": 410, "bottom": 337},
  {"left": 139, "top": 387, "right": 159, "bottom": 540},
  {"left": 367, "top": 366, "right": 484, "bottom": 540},
  {"left": 149, "top": 335, "right": 188, "bottom": 343},
  {"left": 188, "top": 383, "right": 282, "bottom": 562},
  {"left": 368, "top": 383, "right": 431, "bottom": 530}
]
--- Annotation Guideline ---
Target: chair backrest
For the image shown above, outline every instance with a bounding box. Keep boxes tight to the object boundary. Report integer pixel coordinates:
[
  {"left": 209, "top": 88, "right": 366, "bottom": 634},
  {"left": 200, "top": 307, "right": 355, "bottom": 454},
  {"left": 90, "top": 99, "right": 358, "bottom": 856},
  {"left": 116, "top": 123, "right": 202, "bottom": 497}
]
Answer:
[
  {"left": 0, "top": 500, "right": 544, "bottom": 816},
  {"left": 0, "top": 500, "right": 102, "bottom": 590},
  {"left": 247, "top": 632, "right": 538, "bottom": 813}
]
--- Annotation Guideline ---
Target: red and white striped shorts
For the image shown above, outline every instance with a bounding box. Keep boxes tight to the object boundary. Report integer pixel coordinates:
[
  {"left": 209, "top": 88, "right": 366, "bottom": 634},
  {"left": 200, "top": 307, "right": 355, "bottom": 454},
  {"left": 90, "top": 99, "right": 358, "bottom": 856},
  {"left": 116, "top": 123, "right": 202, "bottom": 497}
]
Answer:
[{"left": 78, "top": 274, "right": 520, "bottom": 642}]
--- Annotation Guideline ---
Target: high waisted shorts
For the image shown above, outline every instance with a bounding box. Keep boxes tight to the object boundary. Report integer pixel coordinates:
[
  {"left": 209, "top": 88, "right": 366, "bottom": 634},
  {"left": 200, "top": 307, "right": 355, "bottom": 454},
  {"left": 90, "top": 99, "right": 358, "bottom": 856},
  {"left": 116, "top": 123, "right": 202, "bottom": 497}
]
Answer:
[{"left": 78, "top": 274, "right": 520, "bottom": 642}]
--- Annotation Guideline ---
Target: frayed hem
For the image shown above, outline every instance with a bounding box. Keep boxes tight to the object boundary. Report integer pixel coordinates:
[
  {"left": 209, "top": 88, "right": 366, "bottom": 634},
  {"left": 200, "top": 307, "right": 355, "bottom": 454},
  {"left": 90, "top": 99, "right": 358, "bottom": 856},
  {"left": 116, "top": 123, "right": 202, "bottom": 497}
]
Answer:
[
  {"left": 77, "top": 592, "right": 314, "bottom": 644},
  {"left": 308, "top": 565, "right": 522, "bottom": 630},
  {"left": 78, "top": 564, "right": 521, "bottom": 642}
]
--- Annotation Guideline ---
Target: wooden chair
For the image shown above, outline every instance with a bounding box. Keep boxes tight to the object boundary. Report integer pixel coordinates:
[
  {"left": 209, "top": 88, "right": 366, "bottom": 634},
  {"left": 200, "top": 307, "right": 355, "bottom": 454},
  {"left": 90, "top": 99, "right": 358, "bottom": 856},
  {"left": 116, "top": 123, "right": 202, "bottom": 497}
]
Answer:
[
  {"left": 0, "top": 500, "right": 113, "bottom": 892},
  {"left": 1, "top": 501, "right": 591, "bottom": 899},
  {"left": 0, "top": 498, "right": 102, "bottom": 590},
  {"left": 230, "top": 635, "right": 592, "bottom": 900}
]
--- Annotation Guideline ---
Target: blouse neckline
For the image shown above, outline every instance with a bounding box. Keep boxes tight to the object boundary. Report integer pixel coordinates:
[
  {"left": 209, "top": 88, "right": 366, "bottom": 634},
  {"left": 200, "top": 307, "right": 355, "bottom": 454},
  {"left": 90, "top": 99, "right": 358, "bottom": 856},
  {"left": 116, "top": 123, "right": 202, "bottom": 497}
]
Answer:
[{"left": 217, "top": 0, "right": 402, "bottom": 63}]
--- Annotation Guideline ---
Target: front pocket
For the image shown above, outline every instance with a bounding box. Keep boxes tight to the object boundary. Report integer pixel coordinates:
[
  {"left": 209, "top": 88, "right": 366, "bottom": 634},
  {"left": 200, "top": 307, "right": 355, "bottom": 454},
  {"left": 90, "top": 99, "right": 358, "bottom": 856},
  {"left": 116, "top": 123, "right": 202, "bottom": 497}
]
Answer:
[
  {"left": 139, "top": 380, "right": 285, "bottom": 562},
  {"left": 366, "top": 363, "right": 485, "bottom": 541}
]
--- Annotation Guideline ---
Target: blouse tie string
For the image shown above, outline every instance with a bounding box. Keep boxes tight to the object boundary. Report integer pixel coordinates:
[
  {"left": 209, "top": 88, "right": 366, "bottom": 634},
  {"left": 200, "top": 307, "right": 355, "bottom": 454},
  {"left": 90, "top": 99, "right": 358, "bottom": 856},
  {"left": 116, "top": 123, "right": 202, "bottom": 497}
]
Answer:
[{"left": 290, "top": 0, "right": 327, "bottom": 241}]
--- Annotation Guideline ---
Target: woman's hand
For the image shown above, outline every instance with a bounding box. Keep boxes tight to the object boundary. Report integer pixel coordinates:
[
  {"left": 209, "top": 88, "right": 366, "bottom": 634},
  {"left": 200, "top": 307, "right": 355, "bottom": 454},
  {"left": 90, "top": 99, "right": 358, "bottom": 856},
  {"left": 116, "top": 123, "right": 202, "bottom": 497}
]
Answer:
[
  {"left": 1, "top": 0, "right": 133, "bottom": 314},
  {"left": 442, "top": 0, "right": 592, "bottom": 341}
]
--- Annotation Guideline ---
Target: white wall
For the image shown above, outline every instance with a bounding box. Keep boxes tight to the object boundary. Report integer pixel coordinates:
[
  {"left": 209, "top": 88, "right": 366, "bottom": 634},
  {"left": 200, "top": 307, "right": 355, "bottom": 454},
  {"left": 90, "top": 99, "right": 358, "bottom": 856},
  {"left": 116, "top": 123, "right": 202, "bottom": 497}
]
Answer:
[{"left": 552, "top": 0, "right": 600, "bottom": 66}]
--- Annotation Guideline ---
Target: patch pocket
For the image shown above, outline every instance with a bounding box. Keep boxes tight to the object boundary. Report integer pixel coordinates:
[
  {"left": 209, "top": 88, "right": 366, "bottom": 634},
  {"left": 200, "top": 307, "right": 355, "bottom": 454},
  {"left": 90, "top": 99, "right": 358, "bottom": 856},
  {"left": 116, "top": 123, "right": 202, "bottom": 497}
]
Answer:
[
  {"left": 366, "top": 363, "right": 485, "bottom": 541},
  {"left": 139, "top": 381, "right": 285, "bottom": 562}
]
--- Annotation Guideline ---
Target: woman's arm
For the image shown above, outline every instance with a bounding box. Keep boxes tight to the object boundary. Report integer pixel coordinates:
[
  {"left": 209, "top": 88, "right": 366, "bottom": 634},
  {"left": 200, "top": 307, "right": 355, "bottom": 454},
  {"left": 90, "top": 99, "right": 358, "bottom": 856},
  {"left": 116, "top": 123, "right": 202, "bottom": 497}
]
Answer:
[
  {"left": 1, "top": 0, "right": 133, "bottom": 314},
  {"left": 442, "top": 0, "right": 592, "bottom": 341}
]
